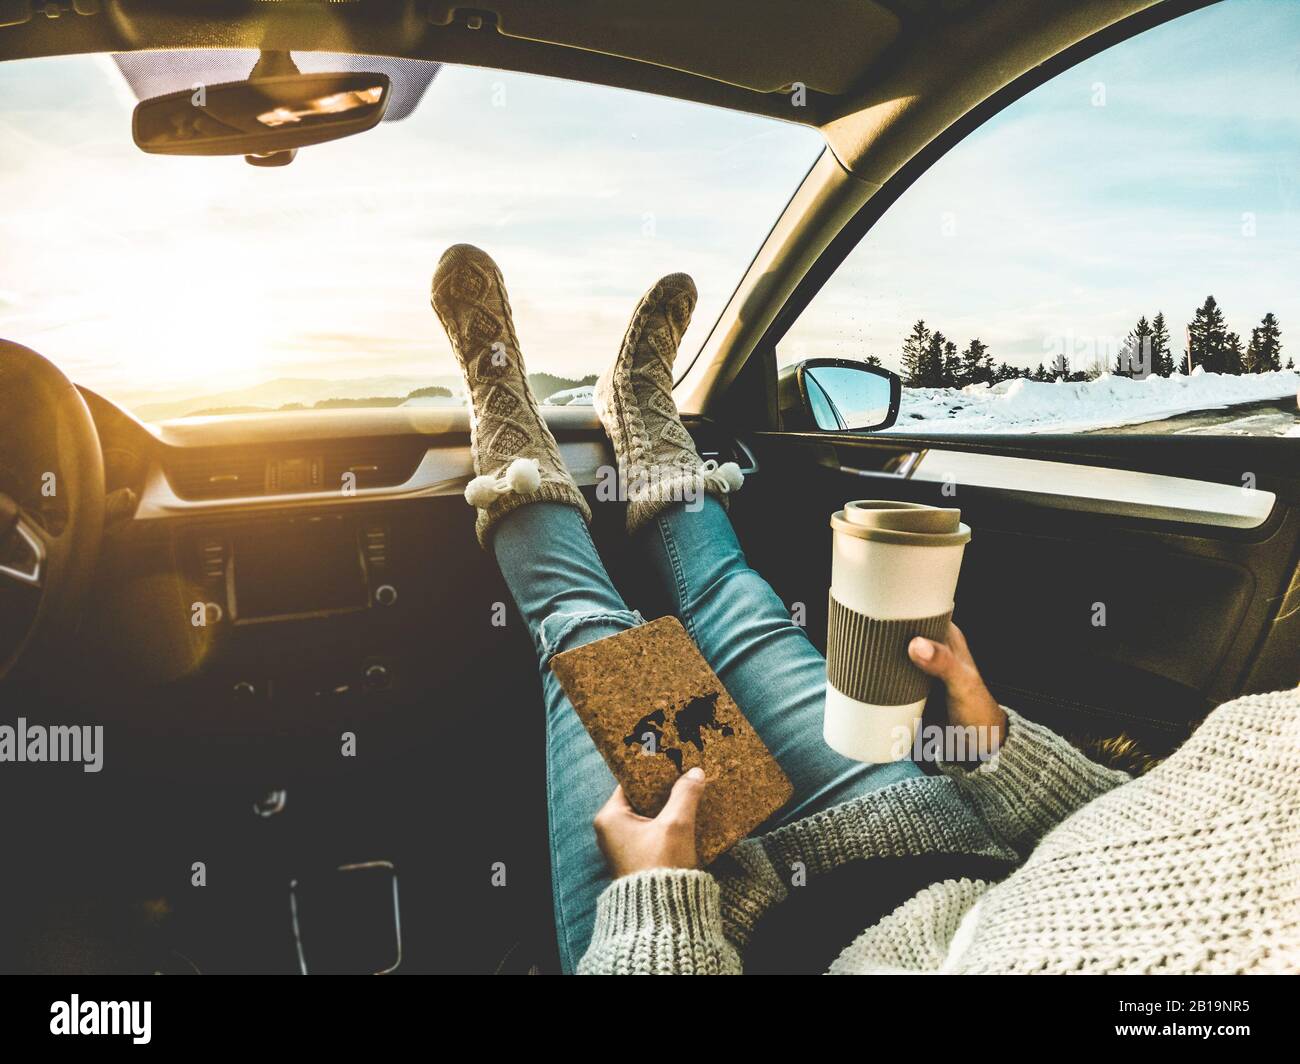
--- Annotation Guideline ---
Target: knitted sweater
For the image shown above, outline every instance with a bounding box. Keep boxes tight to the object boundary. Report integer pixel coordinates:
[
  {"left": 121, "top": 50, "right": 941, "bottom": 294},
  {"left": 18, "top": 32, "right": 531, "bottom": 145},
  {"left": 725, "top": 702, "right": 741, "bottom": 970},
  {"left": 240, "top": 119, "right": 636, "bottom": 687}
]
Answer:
[{"left": 577, "top": 688, "right": 1300, "bottom": 974}]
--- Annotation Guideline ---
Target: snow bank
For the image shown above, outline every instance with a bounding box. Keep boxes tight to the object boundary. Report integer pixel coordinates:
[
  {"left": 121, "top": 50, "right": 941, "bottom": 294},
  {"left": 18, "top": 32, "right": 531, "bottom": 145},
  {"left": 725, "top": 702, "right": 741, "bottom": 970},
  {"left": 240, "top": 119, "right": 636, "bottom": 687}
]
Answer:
[{"left": 884, "top": 370, "right": 1299, "bottom": 435}]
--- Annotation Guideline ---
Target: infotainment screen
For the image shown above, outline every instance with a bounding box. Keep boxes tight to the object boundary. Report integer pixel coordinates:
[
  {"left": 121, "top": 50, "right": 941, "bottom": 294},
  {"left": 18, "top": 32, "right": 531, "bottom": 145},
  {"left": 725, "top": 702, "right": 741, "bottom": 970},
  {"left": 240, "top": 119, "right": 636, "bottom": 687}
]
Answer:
[{"left": 231, "top": 517, "right": 368, "bottom": 623}]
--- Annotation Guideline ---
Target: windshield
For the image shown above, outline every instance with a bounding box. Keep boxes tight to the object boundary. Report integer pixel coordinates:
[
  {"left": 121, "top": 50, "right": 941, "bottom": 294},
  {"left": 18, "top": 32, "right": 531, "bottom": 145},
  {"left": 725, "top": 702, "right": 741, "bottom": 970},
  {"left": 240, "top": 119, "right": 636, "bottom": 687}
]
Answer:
[{"left": 0, "top": 53, "right": 822, "bottom": 421}]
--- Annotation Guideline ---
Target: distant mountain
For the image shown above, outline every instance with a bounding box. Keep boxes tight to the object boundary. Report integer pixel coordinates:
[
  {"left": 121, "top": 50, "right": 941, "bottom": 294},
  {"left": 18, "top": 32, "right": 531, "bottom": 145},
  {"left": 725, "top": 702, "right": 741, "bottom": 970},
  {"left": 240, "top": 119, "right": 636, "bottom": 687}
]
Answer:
[
  {"left": 132, "top": 371, "right": 598, "bottom": 421},
  {"left": 134, "top": 375, "right": 462, "bottom": 421}
]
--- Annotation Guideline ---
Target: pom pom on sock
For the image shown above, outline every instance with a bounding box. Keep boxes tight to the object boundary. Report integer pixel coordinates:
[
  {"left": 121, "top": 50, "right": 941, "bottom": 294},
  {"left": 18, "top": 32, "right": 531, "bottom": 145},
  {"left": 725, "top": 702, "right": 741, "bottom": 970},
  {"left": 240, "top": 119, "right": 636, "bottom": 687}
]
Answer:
[
  {"left": 700, "top": 459, "right": 744, "bottom": 496},
  {"left": 716, "top": 461, "right": 744, "bottom": 492},
  {"left": 504, "top": 457, "right": 542, "bottom": 493},
  {"left": 464, "top": 457, "right": 543, "bottom": 509},
  {"left": 464, "top": 474, "right": 502, "bottom": 508}
]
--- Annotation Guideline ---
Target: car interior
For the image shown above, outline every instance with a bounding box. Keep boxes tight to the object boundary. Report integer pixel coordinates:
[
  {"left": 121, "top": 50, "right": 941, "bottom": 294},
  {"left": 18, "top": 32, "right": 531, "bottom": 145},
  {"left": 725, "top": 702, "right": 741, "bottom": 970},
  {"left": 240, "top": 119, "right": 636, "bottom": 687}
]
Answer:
[{"left": 2, "top": 0, "right": 1297, "bottom": 974}]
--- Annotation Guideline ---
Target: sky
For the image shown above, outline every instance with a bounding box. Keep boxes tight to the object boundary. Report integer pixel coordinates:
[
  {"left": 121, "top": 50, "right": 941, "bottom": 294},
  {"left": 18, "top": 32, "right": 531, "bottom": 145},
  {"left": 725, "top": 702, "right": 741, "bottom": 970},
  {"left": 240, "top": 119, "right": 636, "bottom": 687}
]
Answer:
[
  {"left": 0, "top": 52, "right": 820, "bottom": 411},
  {"left": 780, "top": 0, "right": 1300, "bottom": 375},
  {"left": 2, "top": 0, "right": 1297, "bottom": 417}
]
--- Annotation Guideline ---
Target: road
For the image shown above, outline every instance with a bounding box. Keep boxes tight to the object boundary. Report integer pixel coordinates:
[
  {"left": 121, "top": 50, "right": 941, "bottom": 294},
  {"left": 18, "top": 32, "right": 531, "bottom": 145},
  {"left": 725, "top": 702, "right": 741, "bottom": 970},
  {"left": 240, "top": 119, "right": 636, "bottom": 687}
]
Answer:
[{"left": 1087, "top": 396, "right": 1299, "bottom": 436}]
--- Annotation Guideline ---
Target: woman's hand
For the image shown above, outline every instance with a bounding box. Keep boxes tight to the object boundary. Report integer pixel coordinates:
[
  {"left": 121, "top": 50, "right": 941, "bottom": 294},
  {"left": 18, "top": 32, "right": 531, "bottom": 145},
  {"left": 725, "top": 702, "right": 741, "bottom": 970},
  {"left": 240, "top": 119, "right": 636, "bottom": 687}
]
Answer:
[
  {"left": 908, "top": 622, "right": 1008, "bottom": 754},
  {"left": 593, "top": 767, "right": 707, "bottom": 878}
]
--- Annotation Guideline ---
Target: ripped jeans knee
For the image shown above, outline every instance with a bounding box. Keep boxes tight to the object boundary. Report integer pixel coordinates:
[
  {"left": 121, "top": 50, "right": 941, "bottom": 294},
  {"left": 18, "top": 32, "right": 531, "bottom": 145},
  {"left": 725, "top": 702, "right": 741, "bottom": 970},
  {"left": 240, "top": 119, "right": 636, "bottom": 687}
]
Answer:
[{"left": 539, "top": 607, "right": 644, "bottom": 661}]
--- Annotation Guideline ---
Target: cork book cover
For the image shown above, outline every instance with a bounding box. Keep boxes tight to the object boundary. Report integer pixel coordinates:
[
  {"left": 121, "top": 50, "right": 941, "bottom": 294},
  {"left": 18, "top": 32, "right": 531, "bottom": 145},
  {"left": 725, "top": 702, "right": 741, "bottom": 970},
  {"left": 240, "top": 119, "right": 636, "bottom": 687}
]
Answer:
[{"left": 549, "top": 615, "right": 792, "bottom": 865}]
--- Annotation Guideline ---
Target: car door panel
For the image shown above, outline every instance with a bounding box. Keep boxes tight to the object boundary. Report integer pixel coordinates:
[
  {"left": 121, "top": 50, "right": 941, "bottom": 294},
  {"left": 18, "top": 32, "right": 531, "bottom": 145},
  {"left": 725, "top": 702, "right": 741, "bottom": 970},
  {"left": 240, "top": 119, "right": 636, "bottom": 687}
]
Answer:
[{"left": 725, "top": 430, "right": 1300, "bottom": 756}]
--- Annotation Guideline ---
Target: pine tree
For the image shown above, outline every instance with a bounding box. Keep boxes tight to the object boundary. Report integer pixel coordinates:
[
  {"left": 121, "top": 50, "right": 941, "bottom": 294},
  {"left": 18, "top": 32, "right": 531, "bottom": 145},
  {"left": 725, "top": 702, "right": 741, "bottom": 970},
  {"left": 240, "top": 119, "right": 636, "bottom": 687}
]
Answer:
[
  {"left": 1187, "top": 295, "right": 1229, "bottom": 373},
  {"left": 941, "top": 339, "right": 962, "bottom": 388},
  {"left": 863, "top": 354, "right": 883, "bottom": 369},
  {"left": 961, "top": 338, "right": 992, "bottom": 386},
  {"left": 1244, "top": 312, "right": 1282, "bottom": 373},
  {"left": 899, "top": 320, "right": 931, "bottom": 386},
  {"left": 1116, "top": 316, "right": 1153, "bottom": 378},
  {"left": 1135, "top": 315, "right": 1153, "bottom": 377},
  {"left": 1223, "top": 331, "right": 1243, "bottom": 375},
  {"left": 1150, "top": 312, "right": 1173, "bottom": 377},
  {"left": 919, "top": 331, "right": 947, "bottom": 388}
]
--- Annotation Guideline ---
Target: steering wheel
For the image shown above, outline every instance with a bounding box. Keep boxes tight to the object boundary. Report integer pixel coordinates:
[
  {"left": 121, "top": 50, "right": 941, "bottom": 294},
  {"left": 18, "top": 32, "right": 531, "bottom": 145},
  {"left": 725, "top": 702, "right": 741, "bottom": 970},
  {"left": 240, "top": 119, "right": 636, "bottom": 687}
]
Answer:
[{"left": 0, "top": 340, "right": 105, "bottom": 681}]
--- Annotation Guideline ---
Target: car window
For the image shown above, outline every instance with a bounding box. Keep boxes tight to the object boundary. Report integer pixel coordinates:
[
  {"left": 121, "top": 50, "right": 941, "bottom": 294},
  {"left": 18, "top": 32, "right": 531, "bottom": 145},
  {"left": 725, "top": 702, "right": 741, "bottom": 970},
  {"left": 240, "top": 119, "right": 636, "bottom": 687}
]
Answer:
[
  {"left": 0, "top": 54, "right": 822, "bottom": 421},
  {"left": 778, "top": 0, "right": 1300, "bottom": 438}
]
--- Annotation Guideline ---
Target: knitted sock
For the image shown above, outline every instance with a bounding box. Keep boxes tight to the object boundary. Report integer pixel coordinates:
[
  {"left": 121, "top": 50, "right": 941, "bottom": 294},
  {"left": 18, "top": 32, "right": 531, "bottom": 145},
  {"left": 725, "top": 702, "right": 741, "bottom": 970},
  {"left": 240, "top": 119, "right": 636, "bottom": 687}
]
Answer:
[
  {"left": 430, "top": 244, "right": 591, "bottom": 548},
  {"left": 594, "top": 273, "right": 743, "bottom": 535}
]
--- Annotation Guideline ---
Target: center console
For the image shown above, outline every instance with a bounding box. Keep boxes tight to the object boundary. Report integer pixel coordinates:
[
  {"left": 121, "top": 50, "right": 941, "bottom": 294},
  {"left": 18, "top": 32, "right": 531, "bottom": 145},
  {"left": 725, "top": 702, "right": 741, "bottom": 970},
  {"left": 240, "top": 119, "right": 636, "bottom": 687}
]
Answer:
[
  {"left": 191, "top": 513, "right": 397, "bottom": 626},
  {"left": 173, "top": 508, "right": 427, "bottom": 717}
]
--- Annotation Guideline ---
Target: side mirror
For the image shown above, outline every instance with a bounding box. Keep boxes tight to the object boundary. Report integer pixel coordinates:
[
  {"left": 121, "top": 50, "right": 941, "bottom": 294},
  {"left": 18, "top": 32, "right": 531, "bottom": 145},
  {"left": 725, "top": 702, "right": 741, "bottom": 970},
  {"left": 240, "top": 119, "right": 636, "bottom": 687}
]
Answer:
[
  {"left": 777, "top": 358, "right": 901, "bottom": 432},
  {"left": 133, "top": 71, "right": 391, "bottom": 158}
]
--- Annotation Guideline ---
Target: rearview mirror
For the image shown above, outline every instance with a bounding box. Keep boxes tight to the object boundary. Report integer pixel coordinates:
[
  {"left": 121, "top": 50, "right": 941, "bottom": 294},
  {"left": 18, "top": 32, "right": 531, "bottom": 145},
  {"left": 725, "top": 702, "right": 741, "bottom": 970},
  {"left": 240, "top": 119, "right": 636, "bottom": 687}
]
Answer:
[
  {"left": 132, "top": 72, "right": 391, "bottom": 157},
  {"left": 777, "top": 358, "right": 901, "bottom": 432}
]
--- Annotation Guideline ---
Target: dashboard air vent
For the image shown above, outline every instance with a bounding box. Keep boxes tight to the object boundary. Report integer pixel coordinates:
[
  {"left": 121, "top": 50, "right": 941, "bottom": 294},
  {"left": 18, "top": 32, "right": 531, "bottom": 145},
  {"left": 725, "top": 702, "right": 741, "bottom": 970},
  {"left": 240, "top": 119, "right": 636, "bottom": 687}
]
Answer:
[
  {"left": 319, "top": 438, "right": 426, "bottom": 493},
  {"left": 164, "top": 439, "right": 427, "bottom": 501},
  {"left": 164, "top": 449, "right": 268, "bottom": 500}
]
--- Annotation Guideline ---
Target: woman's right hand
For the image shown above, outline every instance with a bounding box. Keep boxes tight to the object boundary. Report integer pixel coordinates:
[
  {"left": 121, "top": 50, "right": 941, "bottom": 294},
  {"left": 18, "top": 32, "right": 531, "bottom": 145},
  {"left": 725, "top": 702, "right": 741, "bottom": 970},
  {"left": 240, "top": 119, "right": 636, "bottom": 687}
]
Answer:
[
  {"left": 908, "top": 622, "right": 1007, "bottom": 754},
  {"left": 593, "top": 768, "right": 707, "bottom": 879}
]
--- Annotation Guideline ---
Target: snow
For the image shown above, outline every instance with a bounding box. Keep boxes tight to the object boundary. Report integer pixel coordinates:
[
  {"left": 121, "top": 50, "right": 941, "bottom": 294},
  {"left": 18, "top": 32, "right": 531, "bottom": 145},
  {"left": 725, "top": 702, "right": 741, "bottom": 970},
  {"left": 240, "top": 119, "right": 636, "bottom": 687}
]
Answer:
[
  {"left": 397, "top": 371, "right": 1298, "bottom": 432},
  {"left": 883, "top": 370, "right": 1299, "bottom": 435},
  {"left": 544, "top": 385, "right": 595, "bottom": 406}
]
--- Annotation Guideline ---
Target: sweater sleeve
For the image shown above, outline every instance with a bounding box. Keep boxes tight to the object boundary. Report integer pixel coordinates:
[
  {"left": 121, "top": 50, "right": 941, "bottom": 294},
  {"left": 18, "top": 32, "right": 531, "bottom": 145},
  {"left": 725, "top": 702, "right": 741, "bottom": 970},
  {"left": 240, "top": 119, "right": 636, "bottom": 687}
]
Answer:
[
  {"left": 576, "top": 868, "right": 743, "bottom": 975},
  {"left": 937, "top": 705, "right": 1131, "bottom": 857}
]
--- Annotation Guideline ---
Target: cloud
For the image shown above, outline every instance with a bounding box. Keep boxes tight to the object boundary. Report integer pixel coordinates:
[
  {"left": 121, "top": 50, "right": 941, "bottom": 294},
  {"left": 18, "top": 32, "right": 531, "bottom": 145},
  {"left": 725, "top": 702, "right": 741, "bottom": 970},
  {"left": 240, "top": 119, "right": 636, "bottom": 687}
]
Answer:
[
  {"left": 0, "top": 59, "right": 822, "bottom": 409},
  {"left": 782, "top": 0, "right": 1300, "bottom": 373}
]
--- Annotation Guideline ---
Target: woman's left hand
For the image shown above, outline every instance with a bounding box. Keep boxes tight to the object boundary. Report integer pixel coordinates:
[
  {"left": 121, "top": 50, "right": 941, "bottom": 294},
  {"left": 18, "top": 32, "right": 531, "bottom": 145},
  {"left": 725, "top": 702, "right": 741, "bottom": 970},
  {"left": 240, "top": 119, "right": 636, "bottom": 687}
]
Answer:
[{"left": 593, "top": 768, "right": 707, "bottom": 878}]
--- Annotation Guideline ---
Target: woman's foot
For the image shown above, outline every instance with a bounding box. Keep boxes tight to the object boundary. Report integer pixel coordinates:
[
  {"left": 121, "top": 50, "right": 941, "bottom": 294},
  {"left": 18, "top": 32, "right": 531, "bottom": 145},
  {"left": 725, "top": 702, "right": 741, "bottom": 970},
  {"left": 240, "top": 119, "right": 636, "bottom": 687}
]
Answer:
[
  {"left": 594, "top": 273, "right": 742, "bottom": 534},
  {"left": 430, "top": 244, "right": 590, "bottom": 547}
]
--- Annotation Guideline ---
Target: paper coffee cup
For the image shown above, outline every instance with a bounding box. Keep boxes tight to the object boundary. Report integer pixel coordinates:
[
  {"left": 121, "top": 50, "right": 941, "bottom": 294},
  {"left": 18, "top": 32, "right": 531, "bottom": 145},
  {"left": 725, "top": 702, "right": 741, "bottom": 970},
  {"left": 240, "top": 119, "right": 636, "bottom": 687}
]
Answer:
[{"left": 824, "top": 500, "right": 971, "bottom": 763}]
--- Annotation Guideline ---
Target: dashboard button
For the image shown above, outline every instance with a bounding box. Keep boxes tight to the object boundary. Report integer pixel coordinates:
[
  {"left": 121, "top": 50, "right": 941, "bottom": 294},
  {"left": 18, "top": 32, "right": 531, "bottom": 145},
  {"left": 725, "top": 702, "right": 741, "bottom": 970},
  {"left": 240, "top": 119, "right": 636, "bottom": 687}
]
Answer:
[
  {"left": 364, "top": 664, "right": 391, "bottom": 692},
  {"left": 374, "top": 583, "right": 398, "bottom": 607},
  {"left": 253, "top": 789, "right": 287, "bottom": 818}
]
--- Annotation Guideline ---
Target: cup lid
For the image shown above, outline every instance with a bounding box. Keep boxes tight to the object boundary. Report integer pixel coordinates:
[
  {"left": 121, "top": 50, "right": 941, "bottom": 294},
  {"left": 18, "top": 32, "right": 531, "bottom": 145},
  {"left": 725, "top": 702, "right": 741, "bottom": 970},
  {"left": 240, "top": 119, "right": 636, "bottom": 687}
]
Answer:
[{"left": 831, "top": 500, "right": 971, "bottom": 546}]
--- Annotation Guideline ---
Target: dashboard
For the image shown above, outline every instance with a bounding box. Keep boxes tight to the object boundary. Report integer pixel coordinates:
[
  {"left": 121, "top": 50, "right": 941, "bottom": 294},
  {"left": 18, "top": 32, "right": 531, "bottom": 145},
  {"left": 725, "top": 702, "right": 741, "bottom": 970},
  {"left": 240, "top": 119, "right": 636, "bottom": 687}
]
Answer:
[{"left": 71, "top": 388, "right": 755, "bottom": 765}]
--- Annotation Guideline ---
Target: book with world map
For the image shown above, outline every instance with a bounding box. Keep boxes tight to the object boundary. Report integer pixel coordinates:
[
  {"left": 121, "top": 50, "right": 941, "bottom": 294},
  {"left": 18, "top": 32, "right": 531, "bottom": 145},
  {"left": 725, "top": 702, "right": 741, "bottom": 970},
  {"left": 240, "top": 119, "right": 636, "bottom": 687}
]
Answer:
[{"left": 549, "top": 615, "right": 793, "bottom": 865}]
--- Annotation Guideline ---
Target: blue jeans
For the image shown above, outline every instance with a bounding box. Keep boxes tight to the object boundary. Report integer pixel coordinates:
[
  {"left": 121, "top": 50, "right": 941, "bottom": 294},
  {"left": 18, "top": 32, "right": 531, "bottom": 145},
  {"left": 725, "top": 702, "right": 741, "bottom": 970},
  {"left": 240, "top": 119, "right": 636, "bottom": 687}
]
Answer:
[{"left": 493, "top": 497, "right": 920, "bottom": 973}]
